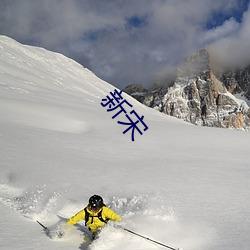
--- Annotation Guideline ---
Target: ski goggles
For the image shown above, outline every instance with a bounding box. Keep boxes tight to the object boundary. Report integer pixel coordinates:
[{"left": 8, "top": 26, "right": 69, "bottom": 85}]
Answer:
[{"left": 89, "top": 204, "right": 101, "bottom": 212}]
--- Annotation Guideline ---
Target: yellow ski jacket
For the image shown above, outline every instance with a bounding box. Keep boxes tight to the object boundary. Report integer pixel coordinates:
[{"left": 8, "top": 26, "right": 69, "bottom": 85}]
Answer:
[{"left": 67, "top": 206, "right": 121, "bottom": 233}]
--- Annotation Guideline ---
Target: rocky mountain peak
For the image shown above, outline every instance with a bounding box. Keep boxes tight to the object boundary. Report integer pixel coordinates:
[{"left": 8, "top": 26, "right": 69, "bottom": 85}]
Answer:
[
  {"left": 123, "top": 49, "right": 250, "bottom": 130},
  {"left": 177, "top": 49, "right": 210, "bottom": 78}
]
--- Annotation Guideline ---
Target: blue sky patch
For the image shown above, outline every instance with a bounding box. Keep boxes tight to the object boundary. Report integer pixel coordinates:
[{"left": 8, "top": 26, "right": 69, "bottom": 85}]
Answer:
[
  {"left": 206, "top": 0, "right": 249, "bottom": 29},
  {"left": 126, "top": 15, "right": 147, "bottom": 28}
]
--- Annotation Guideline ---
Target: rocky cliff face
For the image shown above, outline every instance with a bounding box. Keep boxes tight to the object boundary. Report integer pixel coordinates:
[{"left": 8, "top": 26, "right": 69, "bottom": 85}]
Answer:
[
  {"left": 217, "top": 66, "right": 250, "bottom": 99},
  {"left": 123, "top": 49, "right": 250, "bottom": 130}
]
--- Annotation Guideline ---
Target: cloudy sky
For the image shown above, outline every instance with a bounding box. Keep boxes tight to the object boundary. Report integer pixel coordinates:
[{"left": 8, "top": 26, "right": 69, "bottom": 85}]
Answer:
[{"left": 0, "top": 0, "right": 249, "bottom": 89}]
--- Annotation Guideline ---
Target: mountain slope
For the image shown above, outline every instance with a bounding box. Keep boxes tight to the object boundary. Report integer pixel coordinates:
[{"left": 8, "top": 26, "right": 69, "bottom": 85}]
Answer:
[{"left": 0, "top": 36, "right": 250, "bottom": 250}]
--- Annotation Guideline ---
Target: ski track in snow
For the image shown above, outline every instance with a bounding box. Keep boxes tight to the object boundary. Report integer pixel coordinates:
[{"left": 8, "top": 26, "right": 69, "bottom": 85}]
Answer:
[{"left": 0, "top": 99, "right": 91, "bottom": 134}]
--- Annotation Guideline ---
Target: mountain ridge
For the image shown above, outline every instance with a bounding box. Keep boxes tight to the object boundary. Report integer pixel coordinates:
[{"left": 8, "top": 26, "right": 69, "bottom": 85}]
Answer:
[{"left": 124, "top": 49, "right": 250, "bottom": 130}]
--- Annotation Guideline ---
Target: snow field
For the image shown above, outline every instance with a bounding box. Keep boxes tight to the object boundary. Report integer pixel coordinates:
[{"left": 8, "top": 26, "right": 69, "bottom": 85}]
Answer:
[{"left": 0, "top": 36, "right": 250, "bottom": 250}]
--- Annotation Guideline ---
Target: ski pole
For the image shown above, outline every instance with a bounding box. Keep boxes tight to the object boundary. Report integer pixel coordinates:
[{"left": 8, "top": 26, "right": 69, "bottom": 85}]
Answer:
[
  {"left": 37, "top": 220, "right": 48, "bottom": 231},
  {"left": 122, "top": 227, "right": 180, "bottom": 250}
]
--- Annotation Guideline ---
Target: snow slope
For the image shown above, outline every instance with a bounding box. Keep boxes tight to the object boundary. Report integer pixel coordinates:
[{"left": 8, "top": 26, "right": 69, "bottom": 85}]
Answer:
[{"left": 0, "top": 35, "right": 250, "bottom": 250}]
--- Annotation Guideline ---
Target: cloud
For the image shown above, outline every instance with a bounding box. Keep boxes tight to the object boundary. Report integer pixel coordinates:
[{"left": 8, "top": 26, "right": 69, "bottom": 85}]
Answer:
[
  {"left": 200, "top": 18, "right": 240, "bottom": 45},
  {"left": 209, "top": 4, "right": 250, "bottom": 69},
  {"left": 0, "top": 0, "right": 249, "bottom": 88}
]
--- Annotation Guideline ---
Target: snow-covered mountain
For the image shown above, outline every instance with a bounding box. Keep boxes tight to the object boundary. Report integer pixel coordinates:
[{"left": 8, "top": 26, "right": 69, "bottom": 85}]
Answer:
[
  {"left": 124, "top": 49, "right": 250, "bottom": 130},
  {"left": 0, "top": 36, "right": 250, "bottom": 250}
]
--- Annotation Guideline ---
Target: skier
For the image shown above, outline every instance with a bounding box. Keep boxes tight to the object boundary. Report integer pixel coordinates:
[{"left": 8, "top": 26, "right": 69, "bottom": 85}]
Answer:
[{"left": 66, "top": 194, "right": 121, "bottom": 239}]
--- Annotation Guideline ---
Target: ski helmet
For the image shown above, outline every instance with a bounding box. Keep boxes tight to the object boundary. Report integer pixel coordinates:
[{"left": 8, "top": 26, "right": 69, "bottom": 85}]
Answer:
[{"left": 89, "top": 195, "right": 104, "bottom": 210}]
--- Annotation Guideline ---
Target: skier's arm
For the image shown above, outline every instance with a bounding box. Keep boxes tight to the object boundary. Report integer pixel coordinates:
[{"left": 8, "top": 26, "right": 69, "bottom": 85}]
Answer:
[
  {"left": 104, "top": 207, "right": 122, "bottom": 222},
  {"left": 67, "top": 209, "right": 85, "bottom": 225}
]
